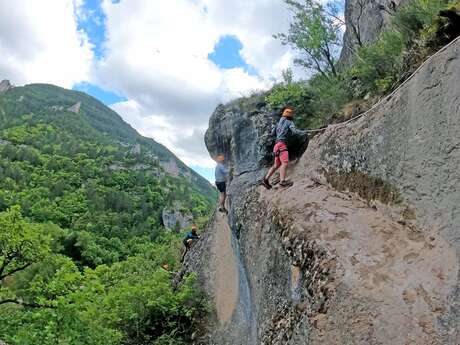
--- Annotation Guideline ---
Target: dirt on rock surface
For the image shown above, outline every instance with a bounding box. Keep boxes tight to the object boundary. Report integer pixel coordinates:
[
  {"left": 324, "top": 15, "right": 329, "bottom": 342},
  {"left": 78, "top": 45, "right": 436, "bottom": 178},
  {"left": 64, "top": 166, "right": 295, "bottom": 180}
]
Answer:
[
  {"left": 255, "top": 163, "right": 458, "bottom": 345},
  {"left": 213, "top": 214, "right": 239, "bottom": 326}
]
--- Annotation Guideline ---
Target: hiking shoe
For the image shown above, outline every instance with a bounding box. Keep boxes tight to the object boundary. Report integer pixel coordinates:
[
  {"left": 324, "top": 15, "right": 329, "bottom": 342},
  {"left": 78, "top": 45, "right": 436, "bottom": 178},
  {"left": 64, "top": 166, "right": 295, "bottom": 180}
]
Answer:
[
  {"left": 279, "top": 180, "right": 294, "bottom": 187},
  {"left": 218, "top": 207, "right": 228, "bottom": 214},
  {"left": 261, "top": 178, "right": 272, "bottom": 189}
]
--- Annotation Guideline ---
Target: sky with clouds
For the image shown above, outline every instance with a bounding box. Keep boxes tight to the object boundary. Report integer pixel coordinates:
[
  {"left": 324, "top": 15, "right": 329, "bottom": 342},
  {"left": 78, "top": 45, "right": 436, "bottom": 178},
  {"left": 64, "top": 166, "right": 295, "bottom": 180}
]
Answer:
[{"left": 0, "top": 0, "right": 336, "bottom": 181}]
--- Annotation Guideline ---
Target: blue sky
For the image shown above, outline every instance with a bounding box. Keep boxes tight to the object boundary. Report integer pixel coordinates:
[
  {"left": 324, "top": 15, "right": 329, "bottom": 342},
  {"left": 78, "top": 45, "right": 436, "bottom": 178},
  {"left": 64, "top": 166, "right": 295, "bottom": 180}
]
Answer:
[
  {"left": 208, "top": 35, "right": 258, "bottom": 76},
  {"left": 73, "top": 82, "right": 127, "bottom": 104},
  {"left": 190, "top": 165, "right": 214, "bottom": 182},
  {"left": 75, "top": 0, "right": 107, "bottom": 59}
]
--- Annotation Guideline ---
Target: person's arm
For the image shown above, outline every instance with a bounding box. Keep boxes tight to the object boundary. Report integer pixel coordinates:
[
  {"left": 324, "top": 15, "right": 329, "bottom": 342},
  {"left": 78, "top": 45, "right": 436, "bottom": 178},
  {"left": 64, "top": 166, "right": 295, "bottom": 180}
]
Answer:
[
  {"left": 219, "top": 164, "right": 229, "bottom": 178},
  {"left": 270, "top": 124, "right": 276, "bottom": 137},
  {"left": 288, "top": 121, "right": 307, "bottom": 137}
]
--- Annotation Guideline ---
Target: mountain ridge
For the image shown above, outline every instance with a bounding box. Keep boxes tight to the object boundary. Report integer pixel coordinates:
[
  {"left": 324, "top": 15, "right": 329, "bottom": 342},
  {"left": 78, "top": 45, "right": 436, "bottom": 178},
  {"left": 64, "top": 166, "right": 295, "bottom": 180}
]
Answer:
[{"left": 0, "top": 81, "right": 215, "bottom": 198}]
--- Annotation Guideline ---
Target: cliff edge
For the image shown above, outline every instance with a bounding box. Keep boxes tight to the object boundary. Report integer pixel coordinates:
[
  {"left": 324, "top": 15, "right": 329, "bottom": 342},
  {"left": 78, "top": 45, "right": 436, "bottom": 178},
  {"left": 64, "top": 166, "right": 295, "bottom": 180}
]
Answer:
[{"left": 183, "top": 24, "right": 460, "bottom": 345}]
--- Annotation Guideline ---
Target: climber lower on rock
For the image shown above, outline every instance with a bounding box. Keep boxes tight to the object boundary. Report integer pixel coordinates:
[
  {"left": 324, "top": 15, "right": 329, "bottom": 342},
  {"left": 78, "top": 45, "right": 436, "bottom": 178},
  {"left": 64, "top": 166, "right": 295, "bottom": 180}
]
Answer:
[
  {"left": 181, "top": 224, "right": 200, "bottom": 263},
  {"left": 215, "top": 154, "right": 229, "bottom": 214},
  {"left": 262, "top": 106, "right": 308, "bottom": 189}
]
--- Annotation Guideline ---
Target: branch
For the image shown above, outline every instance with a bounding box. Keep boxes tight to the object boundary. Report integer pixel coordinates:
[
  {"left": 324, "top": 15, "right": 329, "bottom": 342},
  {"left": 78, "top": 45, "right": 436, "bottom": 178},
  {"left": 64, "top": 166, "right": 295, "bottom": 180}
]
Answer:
[
  {"left": 301, "top": 49, "right": 329, "bottom": 80},
  {"left": 0, "top": 298, "right": 55, "bottom": 309},
  {"left": 0, "top": 262, "right": 32, "bottom": 280},
  {"left": 321, "top": 45, "right": 337, "bottom": 77},
  {"left": 323, "top": 8, "right": 346, "bottom": 26}
]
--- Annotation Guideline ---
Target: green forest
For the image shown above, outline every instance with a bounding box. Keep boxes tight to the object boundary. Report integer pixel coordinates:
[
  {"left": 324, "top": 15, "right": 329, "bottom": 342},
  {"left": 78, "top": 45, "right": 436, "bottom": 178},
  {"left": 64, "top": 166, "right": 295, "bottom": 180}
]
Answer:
[{"left": 0, "top": 84, "right": 216, "bottom": 344}]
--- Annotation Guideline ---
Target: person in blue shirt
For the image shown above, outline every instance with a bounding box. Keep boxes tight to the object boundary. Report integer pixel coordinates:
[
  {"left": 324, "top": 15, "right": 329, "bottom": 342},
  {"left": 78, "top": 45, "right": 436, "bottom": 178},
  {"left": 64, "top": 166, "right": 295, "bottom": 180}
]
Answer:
[
  {"left": 262, "top": 106, "right": 307, "bottom": 189},
  {"left": 181, "top": 224, "right": 200, "bottom": 263},
  {"left": 215, "top": 154, "right": 229, "bottom": 214}
]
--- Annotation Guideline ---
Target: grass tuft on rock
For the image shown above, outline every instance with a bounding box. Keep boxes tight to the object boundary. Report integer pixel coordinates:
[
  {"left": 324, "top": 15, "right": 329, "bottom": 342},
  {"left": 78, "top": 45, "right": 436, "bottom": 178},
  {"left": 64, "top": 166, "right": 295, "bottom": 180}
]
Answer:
[{"left": 325, "top": 170, "right": 402, "bottom": 205}]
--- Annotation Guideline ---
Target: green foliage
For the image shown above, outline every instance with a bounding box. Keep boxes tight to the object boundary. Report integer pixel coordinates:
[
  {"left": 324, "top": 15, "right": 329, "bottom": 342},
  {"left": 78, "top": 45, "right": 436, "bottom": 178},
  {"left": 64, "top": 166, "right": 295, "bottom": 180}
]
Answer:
[
  {"left": 0, "top": 205, "right": 207, "bottom": 345},
  {"left": 307, "top": 73, "right": 350, "bottom": 123},
  {"left": 348, "top": 30, "right": 405, "bottom": 95},
  {"left": 347, "top": 0, "right": 456, "bottom": 96},
  {"left": 276, "top": 0, "right": 343, "bottom": 78},
  {"left": 0, "top": 85, "right": 215, "bottom": 252},
  {"left": 266, "top": 69, "right": 350, "bottom": 127},
  {"left": 266, "top": 79, "right": 316, "bottom": 126},
  {"left": 0, "top": 85, "right": 213, "bottom": 344},
  {"left": 392, "top": 0, "right": 448, "bottom": 44},
  {"left": 0, "top": 206, "right": 55, "bottom": 281},
  {"left": 271, "top": 0, "right": 459, "bottom": 129}
]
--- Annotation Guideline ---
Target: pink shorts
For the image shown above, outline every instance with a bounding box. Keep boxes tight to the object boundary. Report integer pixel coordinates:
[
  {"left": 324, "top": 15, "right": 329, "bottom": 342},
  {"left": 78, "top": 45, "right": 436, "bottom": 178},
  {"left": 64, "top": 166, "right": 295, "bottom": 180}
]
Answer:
[{"left": 273, "top": 141, "right": 289, "bottom": 167}]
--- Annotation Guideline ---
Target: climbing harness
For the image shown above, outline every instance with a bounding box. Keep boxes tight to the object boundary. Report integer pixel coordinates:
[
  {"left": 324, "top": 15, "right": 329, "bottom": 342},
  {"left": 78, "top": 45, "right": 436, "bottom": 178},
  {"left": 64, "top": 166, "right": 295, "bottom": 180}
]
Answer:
[
  {"left": 305, "top": 35, "right": 460, "bottom": 135},
  {"left": 274, "top": 147, "right": 288, "bottom": 157}
]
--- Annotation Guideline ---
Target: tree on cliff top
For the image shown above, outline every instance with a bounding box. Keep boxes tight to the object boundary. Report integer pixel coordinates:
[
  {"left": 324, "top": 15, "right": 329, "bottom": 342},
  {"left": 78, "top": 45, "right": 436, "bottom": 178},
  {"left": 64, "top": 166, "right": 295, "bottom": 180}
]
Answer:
[{"left": 275, "top": 0, "right": 343, "bottom": 80}]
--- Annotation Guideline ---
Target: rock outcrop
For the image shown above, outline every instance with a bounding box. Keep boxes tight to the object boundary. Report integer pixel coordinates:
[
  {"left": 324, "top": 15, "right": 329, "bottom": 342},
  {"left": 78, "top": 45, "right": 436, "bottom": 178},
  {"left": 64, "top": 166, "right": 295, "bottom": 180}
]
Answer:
[
  {"left": 339, "top": 0, "right": 409, "bottom": 66},
  {"left": 205, "top": 94, "right": 307, "bottom": 180},
  {"left": 183, "top": 212, "right": 256, "bottom": 344},
  {"left": 160, "top": 160, "right": 180, "bottom": 177},
  {"left": 0, "top": 80, "right": 13, "bottom": 93},
  {"left": 205, "top": 94, "right": 278, "bottom": 178},
  {"left": 162, "top": 203, "right": 193, "bottom": 231},
  {"left": 67, "top": 101, "right": 81, "bottom": 113},
  {"left": 184, "top": 31, "right": 460, "bottom": 345}
]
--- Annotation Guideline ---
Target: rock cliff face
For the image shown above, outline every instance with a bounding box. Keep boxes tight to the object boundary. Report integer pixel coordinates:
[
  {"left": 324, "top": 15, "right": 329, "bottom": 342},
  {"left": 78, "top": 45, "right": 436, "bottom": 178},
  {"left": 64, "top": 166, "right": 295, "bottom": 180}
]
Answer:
[
  {"left": 204, "top": 95, "right": 307, "bottom": 182},
  {"left": 184, "top": 29, "right": 460, "bottom": 345},
  {"left": 162, "top": 203, "right": 193, "bottom": 231},
  {"left": 204, "top": 95, "right": 278, "bottom": 178},
  {"left": 0, "top": 80, "right": 13, "bottom": 93},
  {"left": 339, "top": 0, "right": 409, "bottom": 66}
]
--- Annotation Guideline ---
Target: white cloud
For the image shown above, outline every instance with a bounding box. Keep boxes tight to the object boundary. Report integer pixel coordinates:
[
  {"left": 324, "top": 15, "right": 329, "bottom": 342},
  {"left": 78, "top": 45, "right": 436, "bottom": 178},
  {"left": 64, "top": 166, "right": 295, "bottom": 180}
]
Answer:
[
  {"left": 111, "top": 99, "right": 216, "bottom": 168},
  {"left": 201, "top": 0, "right": 294, "bottom": 80},
  {"left": 95, "top": 0, "right": 295, "bottom": 167},
  {"left": 0, "top": 0, "right": 302, "bottom": 170},
  {"left": 0, "top": 0, "right": 93, "bottom": 88}
]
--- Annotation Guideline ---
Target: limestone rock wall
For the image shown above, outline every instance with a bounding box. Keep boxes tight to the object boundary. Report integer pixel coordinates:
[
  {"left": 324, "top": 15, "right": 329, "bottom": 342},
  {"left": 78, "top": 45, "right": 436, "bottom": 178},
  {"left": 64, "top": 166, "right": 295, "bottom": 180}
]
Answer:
[
  {"left": 184, "top": 33, "right": 460, "bottom": 345},
  {"left": 308, "top": 36, "right": 460, "bottom": 251},
  {"left": 162, "top": 203, "right": 193, "bottom": 231},
  {"left": 204, "top": 95, "right": 278, "bottom": 178},
  {"left": 339, "top": 0, "right": 409, "bottom": 66}
]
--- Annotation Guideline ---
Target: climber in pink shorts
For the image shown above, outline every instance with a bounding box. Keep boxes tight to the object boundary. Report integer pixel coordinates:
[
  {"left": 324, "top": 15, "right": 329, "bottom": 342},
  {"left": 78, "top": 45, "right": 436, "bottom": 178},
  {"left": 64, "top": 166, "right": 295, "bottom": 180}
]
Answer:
[
  {"left": 273, "top": 141, "right": 289, "bottom": 168},
  {"left": 262, "top": 106, "right": 307, "bottom": 189}
]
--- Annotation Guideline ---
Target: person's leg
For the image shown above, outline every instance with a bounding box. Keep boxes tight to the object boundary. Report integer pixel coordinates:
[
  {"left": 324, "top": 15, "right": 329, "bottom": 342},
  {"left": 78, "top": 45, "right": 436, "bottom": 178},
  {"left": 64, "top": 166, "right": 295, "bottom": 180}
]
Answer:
[
  {"left": 265, "top": 142, "right": 283, "bottom": 181},
  {"left": 219, "top": 192, "right": 227, "bottom": 209},
  {"left": 262, "top": 163, "right": 278, "bottom": 189},
  {"left": 265, "top": 163, "right": 279, "bottom": 180},
  {"left": 223, "top": 192, "right": 227, "bottom": 208},
  {"left": 219, "top": 192, "right": 227, "bottom": 212},
  {"left": 278, "top": 144, "right": 292, "bottom": 186},
  {"left": 181, "top": 246, "right": 188, "bottom": 263},
  {"left": 280, "top": 161, "right": 288, "bottom": 182}
]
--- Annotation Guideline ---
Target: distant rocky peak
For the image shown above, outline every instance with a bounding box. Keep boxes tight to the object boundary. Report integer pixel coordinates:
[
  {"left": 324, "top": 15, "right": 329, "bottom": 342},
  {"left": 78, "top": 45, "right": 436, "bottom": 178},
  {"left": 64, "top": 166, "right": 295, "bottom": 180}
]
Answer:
[{"left": 0, "top": 80, "right": 13, "bottom": 93}]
